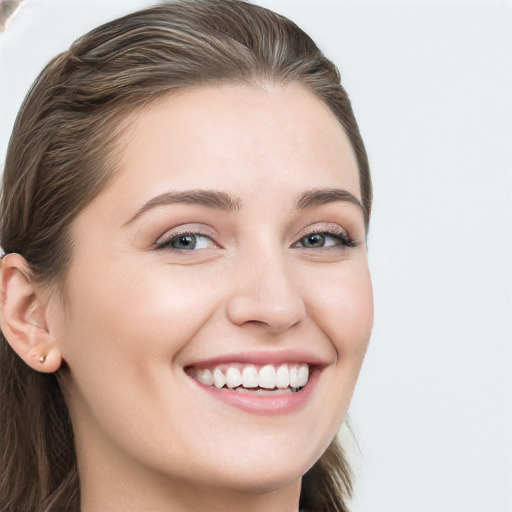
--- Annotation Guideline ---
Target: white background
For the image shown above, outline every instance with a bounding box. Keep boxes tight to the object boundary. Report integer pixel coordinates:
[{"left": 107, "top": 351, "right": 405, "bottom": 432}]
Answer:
[{"left": 1, "top": 1, "right": 511, "bottom": 511}]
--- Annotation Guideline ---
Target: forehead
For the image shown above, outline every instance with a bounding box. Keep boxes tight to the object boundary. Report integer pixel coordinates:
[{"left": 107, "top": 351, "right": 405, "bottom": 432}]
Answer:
[{"left": 113, "top": 83, "right": 361, "bottom": 201}]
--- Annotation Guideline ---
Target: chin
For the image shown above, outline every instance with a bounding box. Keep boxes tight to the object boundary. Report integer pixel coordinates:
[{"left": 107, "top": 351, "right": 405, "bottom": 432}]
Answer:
[
  {"left": 193, "top": 443, "right": 319, "bottom": 495},
  {"left": 215, "top": 466, "right": 304, "bottom": 495}
]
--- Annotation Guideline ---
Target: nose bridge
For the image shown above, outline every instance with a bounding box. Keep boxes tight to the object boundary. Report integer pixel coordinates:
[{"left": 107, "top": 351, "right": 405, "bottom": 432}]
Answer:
[{"left": 226, "top": 243, "right": 306, "bottom": 332}]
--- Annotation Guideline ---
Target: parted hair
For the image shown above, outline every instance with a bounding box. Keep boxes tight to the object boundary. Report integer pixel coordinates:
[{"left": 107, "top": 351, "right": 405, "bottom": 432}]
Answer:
[{"left": 0, "top": 1, "right": 371, "bottom": 511}]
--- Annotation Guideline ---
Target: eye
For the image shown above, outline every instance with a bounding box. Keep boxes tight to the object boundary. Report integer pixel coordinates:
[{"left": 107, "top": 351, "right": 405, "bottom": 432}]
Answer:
[
  {"left": 295, "top": 231, "right": 356, "bottom": 249},
  {"left": 157, "top": 233, "right": 216, "bottom": 251}
]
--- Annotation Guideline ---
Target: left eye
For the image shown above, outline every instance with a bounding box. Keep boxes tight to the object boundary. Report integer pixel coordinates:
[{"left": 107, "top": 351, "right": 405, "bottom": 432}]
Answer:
[
  {"left": 296, "top": 232, "right": 348, "bottom": 249},
  {"left": 163, "top": 233, "right": 214, "bottom": 250}
]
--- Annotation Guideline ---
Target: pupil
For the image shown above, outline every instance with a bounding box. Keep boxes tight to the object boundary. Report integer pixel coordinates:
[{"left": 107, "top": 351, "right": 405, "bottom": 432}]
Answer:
[
  {"left": 173, "top": 235, "right": 196, "bottom": 249},
  {"left": 305, "top": 234, "right": 324, "bottom": 248}
]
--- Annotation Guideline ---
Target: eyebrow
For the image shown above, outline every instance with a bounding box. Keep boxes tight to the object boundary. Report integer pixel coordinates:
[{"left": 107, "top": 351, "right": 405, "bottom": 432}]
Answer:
[
  {"left": 125, "top": 187, "right": 363, "bottom": 226},
  {"left": 125, "top": 189, "right": 241, "bottom": 225},
  {"left": 295, "top": 188, "right": 364, "bottom": 211}
]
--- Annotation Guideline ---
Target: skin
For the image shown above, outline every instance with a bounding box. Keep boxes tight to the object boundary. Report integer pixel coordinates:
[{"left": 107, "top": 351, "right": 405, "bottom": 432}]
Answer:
[{"left": 4, "top": 83, "right": 373, "bottom": 511}]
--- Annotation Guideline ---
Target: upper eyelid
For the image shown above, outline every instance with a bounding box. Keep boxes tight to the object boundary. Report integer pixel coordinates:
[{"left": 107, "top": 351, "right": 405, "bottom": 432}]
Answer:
[
  {"left": 292, "top": 224, "right": 358, "bottom": 249},
  {"left": 293, "top": 231, "right": 351, "bottom": 246},
  {"left": 155, "top": 233, "right": 217, "bottom": 251},
  {"left": 294, "top": 223, "right": 351, "bottom": 240},
  {"left": 154, "top": 224, "right": 217, "bottom": 244},
  {"left": 153, "top": 222, "right": 355, "bottom": 247}
]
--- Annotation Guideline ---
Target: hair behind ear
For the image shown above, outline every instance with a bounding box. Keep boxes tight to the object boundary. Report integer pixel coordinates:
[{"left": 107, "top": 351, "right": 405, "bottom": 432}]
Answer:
[
  {"left": 0, "top": 337, "right": 79, "bottom": 512},
  {"left": 0, "top": 254, "right": 75, "bottom": 511},
  {"left": 299, "top": 437, "right": 353, "bottom": 512}
]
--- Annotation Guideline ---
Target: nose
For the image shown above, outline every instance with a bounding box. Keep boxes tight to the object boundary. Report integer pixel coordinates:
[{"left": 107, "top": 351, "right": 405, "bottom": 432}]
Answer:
[{"left": 226, "top": 251, "right": 306, "bottom": 332}]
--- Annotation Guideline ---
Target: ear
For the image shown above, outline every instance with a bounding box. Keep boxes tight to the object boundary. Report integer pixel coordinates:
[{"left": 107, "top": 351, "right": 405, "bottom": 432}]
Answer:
[{"left": 0, "top": 253, "right": 62, "bottom": 373}]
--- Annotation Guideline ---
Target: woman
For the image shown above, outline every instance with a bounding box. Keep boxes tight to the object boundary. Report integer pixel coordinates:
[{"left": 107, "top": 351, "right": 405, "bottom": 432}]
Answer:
[{"left": 0, "top": 1, "right": 373, "bottom": 511}]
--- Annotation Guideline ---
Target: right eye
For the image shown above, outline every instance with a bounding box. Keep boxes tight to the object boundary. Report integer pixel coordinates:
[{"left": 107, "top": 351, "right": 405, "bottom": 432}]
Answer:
[{"left": 157, "top": 233, "right": 216, "bottom": 251}]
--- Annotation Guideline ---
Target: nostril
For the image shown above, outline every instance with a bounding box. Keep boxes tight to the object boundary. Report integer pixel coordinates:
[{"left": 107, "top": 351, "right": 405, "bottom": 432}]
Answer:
[
  {"left": 226, "top": 294, "right": 306, "bottom": 332},
  {"left": 225, "top": 256, "right": 306, "bottom": 331}
]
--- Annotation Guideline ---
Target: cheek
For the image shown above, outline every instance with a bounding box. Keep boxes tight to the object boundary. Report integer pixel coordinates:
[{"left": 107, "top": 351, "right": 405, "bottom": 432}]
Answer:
[
  {"left": 314, "top": 264, "right": 373, "bottom": 429},
  {"left": 62, "top": 262, "right": 220, "bottom": 360},
  {"left": 306, "top": 262, "right": 373, "bottom": 358},
  {"left": 57, "top": 263, "right": 226, "bottom": 459}
]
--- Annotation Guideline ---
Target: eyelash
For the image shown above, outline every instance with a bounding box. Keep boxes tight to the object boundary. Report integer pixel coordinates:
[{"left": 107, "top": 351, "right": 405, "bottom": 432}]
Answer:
[
  {"left": 155, "top": 227, "right": 357, "bottom": 252},
  {"left": 155, "top": 229, "right": 215, "bottom": 251},
  {"left": 294, "top": 227, "right": 357, "bottom": 250}
]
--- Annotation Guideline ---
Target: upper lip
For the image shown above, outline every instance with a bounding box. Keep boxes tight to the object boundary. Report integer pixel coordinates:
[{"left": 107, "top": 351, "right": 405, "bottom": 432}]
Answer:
[{"left": 184, "top": 349, "right": 330, "bottom": 369}]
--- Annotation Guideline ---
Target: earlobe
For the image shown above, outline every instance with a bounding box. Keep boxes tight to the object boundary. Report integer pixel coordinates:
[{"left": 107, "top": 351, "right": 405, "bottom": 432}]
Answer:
[{"left": 0, "top": 253, "right": 62, "bottom": 373}]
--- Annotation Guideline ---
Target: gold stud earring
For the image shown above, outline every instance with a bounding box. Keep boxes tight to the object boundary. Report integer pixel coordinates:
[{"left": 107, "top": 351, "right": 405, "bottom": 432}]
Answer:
[{"left": 38, "top": 355, "right": 46, "bottom": 364}]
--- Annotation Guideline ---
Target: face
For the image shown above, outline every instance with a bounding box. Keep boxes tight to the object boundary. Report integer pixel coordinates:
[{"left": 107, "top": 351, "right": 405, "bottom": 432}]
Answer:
[{"left": 52, "top": 84, "right": 373, "bottom": 503}]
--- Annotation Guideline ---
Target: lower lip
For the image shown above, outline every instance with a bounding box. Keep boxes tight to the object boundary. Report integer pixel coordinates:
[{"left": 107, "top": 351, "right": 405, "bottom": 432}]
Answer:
[{"left": 188, "top": 368, "right": 321, "bottom": 415}]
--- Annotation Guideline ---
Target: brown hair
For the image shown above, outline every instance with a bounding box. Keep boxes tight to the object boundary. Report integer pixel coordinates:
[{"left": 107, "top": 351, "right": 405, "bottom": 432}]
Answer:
[{"left": 0, "top": 1, "right": 371, "bottom": 510}]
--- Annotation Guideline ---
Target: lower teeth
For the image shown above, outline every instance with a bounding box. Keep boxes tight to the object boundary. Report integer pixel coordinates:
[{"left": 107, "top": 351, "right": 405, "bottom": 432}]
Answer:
[{"left": 232, "top": 386, "right": 303, "bottom": 394}]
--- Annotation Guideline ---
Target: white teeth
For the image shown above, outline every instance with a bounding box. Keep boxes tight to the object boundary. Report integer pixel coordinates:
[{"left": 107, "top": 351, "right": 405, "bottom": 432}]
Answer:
[
  {"left": 289, "top": 365, "right": 299, "bottom": 388},
  {"left": 258, "top": 364, "right": 276, "bottom": 389},
  {"left": 225, "top": 367, "right": 242, "bottom": 388},
  {"left": 197, "top": 368, "right": 214, "bottom": 386},
  {"left": 235, "top": 387, "right": 292, "bottom": 395},
  {"left": 288, "top": 363, "right": 309, "bottom": 388},
  {"left": 255, "top": 388, "right": 292, "bottom": 395},
  {"left": 297, "top": 364, "right": 309, "bottom": 388},
  {"left": 191, "top": 363, "right": 310, "bottom": 391},
  {"left": 275, "top": 364, "right": 290, "bottom": 389},
  {"left": 241, "top": 365, "right": 258, "bottom": 388},
  {"left": 213, "top": 368, "right": 226, "bottom": 388}
]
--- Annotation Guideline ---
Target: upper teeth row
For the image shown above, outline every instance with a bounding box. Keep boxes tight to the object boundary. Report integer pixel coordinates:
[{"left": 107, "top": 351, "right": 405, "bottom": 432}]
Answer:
[{"left": 190, "top": 363, "right": 309, "bottom": 390}]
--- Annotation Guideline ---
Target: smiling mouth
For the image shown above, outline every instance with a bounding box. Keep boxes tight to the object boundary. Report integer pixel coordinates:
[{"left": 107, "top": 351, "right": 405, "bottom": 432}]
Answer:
[{"left": 186, "top": 363, "right": 309, "bottom": 394}]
